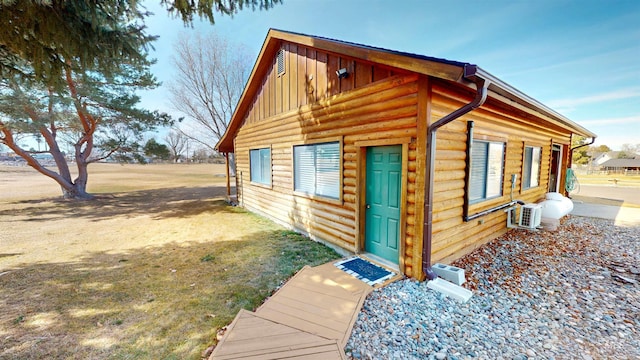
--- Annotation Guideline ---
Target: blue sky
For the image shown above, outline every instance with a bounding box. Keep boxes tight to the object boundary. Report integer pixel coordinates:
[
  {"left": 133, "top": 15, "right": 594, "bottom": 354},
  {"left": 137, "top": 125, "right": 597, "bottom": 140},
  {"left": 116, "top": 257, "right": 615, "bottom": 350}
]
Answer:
[{"left": 141, "top": 0, "right": 640, "bottom": 150}]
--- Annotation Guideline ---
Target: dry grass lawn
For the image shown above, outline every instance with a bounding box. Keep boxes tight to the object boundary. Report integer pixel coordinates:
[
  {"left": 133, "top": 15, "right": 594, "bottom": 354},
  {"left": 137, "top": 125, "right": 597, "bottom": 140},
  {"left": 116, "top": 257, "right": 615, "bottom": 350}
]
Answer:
[
  {"left": 0, "top": 163, "right": 340, "bottom": 359},
  {"left": 576, "top": 173, "right": 640, "bottom": 186}
]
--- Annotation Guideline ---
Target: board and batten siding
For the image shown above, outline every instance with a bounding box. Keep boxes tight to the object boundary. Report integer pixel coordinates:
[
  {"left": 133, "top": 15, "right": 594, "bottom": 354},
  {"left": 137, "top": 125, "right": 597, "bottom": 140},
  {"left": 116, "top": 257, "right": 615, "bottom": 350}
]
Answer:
[
  {"left": 428, "top": 79, "right": 572, "bottom": 267},
  {"left": 242, "top": 42, "right": 399, "bottom": 127}
]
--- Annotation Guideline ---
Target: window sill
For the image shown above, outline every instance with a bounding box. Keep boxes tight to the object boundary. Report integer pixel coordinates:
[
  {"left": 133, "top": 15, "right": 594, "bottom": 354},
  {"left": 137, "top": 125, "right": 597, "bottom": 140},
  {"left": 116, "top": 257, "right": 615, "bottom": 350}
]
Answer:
[
  {"left": 468, "top": 195, "right": 508, "bottom": 213},
  {"left": 293, "top": 191, "right": 342, "bottom": 205},
  {"left": 249, "top": 182, "right": 273, "bottom": 190},
  {"left": 469, "top": 194, "right": 503, "bottom": 206}
]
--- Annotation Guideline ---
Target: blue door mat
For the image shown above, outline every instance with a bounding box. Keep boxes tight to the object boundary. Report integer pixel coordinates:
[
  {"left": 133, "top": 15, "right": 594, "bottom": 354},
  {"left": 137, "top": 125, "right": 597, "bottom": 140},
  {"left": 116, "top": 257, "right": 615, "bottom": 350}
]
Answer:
[{"left": 334, "top": 256, "right": 395, "bottom": 286}]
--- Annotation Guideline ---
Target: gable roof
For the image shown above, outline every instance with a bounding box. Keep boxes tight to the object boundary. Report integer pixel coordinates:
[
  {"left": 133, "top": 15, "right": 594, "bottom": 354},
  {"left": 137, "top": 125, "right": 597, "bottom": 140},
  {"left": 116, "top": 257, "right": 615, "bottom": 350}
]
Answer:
[
  {"left": 216, "top": 29, "right": 597, "bottom": 152},
  {"left": 600, "top": 158, "right": 640, "bottom": 168}
]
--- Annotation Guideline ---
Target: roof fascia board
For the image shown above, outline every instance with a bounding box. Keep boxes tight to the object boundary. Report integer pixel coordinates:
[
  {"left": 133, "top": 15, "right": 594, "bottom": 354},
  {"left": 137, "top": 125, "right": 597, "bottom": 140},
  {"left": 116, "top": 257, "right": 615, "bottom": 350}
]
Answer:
[
  {"left": 269, "top": 29, "right": 465, "bottom": 82},
  {"left": 216, "top": 30, "right": 282, "bottom": 152},
  {"left": 464, "top": 67, "right": 596, "bottom": 138}
]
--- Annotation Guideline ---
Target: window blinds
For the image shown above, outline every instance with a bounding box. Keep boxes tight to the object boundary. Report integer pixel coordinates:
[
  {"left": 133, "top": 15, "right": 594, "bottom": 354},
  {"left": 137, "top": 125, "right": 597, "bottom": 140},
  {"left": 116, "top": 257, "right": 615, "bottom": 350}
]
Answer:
[{"left": 293, "top": 142, "right": 340, "bottom": 199}]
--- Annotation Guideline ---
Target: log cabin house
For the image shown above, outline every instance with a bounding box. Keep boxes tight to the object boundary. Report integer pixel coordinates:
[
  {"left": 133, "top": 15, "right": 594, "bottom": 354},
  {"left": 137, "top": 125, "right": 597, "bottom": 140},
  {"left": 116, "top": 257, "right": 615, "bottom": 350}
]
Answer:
[{"left": 216, "top": 29, "right": 596, "bottom": 280}]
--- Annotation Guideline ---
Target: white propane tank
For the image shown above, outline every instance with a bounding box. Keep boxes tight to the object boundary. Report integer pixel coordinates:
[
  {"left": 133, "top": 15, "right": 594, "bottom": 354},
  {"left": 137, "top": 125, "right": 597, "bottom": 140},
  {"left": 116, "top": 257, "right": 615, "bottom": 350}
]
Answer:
[{"left": 539, "top": 192, "right": 574, "bottom": 220}]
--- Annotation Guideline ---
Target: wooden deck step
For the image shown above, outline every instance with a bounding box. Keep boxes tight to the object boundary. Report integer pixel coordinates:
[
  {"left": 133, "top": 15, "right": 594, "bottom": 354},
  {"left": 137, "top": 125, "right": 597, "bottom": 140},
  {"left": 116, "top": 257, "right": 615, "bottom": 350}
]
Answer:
[
  {"left": 210, "top": 309, "right": 345, "bottom": 360},
  {"left": 256, "top": 265, "right": 372, "bottom": 347},
  {"left": 210, "top": 261, "right": 382, "bottom": 359}
]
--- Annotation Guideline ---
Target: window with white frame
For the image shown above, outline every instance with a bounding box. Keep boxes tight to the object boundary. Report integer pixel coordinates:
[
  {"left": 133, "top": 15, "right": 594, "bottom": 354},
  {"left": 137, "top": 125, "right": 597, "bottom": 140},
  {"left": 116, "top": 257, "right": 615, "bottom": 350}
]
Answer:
[
  {"left": 293, "top": 142, "right": 340, "bottom": 199},
  {"left": 522, "top": 146, "right": 541, "bottom": 189},
  {"left": 469, "top": 140, "right": 505, "bottom": 203},
  {"left": 249, "top": 148, "right": 271, "bottom": 185}
]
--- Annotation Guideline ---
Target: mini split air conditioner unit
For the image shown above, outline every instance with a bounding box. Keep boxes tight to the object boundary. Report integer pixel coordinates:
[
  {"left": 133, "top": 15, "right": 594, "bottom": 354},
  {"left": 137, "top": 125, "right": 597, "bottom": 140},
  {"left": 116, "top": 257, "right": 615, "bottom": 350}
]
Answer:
[{"left": 519, "top": 203, "right": 542, "bottom": 229}]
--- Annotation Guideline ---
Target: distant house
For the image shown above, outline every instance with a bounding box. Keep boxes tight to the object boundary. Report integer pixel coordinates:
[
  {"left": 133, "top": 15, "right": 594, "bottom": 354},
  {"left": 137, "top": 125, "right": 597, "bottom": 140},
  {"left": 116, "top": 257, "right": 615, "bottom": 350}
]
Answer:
[
  {"left": 600, "top": 158, "right": 640, "bottom": 174},
  {"left": 592, "top": 151, "right": 618, "bottom": 166},
  {"left": 215, "top": 29, "right": 596, "bottom": 280}
]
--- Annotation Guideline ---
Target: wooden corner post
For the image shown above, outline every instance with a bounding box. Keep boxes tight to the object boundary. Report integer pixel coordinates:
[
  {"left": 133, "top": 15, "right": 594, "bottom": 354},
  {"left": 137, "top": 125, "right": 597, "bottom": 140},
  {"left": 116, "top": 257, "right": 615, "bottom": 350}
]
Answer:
[{"left": 225, "top": 152, "right": 231, "bottom": 198}]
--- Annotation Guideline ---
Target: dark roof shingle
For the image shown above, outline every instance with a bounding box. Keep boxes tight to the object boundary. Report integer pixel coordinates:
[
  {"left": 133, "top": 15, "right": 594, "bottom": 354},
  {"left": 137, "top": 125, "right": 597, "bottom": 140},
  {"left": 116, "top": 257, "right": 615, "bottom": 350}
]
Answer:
[{"left": 600, "top": 158, "right": 640, "bottom": 168}]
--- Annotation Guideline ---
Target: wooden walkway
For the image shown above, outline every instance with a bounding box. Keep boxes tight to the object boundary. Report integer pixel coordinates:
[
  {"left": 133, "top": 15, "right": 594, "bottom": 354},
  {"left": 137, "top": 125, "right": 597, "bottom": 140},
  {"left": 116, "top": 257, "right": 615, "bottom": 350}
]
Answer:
[
  {"left": 209, "top": 310, "right": 346, "bottom": 360},
  {"left": 209, "top": 262, "right": 379, "bottom": 359}
]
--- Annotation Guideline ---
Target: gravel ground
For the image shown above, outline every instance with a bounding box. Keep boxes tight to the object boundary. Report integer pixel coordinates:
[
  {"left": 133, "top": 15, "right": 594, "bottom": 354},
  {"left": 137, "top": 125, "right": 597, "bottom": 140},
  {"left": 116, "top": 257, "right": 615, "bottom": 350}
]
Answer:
[{"left": 345, "top": 217, "right": 640, "bottom": 360}]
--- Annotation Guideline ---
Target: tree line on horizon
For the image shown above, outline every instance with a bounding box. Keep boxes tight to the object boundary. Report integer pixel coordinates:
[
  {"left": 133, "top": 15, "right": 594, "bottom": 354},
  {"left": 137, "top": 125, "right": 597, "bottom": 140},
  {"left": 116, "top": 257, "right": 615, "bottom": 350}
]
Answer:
[{"left": 572, "top": 139, "right": 640, "bottom": 165}]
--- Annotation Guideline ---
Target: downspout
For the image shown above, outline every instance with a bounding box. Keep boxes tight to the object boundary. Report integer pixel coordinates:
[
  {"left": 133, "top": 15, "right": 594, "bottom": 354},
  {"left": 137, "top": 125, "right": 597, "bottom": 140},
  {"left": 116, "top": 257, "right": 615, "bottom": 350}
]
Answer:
[
  {"left": 566, "top": 136, "right": 595, "bottom": 197},
  {"left": 569, "top": 136, "right": 596, "bottom": 168},
  {"left": 422, "top": 66, "right": 490, "bottom": 280},
  {"left": 462, "top": 121, "right": 474, "bottom": 220}
]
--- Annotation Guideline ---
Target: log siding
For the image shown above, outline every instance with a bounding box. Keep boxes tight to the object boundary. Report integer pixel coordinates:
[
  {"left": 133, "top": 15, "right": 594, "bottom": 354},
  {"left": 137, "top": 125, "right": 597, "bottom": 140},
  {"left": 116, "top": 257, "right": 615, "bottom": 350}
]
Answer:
[
  {"left": 221, "top": 32, "right": 594, "bottom": 280},
  {"left": 235, "top": 43, "right": 419, "bottom": 270},
  {"left": 428, "top": 80, "right": 570, "bottom": 267}
]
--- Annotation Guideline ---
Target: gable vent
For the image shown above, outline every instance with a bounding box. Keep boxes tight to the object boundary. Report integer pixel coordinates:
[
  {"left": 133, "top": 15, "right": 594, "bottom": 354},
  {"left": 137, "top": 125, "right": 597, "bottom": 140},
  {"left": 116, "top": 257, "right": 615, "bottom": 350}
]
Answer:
[{"left": 277, "top": 48, "right": 285, "bottom": 76}]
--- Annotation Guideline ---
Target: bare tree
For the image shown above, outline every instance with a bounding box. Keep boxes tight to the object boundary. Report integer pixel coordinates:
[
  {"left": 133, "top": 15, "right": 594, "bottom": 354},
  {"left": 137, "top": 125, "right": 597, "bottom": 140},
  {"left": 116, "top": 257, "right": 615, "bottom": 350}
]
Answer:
[
  {"left": 168, "top": 32, "right": 251, "bottom": 175},
  {"left": 165, "top": 129, "right": 188, "bottom": 162},
  {"left": 620, "top": 143, "right": 640, "bottom": 158}
]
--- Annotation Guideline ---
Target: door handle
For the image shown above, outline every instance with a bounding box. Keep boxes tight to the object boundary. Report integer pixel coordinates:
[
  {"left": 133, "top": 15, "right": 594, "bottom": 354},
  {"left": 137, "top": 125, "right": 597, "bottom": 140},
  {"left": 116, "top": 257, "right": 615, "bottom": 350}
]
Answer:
[{"left": 366, "top": 204, "right": 371, "bottom": 209}]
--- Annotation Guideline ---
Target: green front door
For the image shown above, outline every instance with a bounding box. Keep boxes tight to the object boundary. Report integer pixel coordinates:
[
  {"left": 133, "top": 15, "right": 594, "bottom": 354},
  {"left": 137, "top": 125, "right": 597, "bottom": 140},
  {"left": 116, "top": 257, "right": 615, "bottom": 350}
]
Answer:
[{"left": 365, "top": 145, "right": 402, "bottom": 263}]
